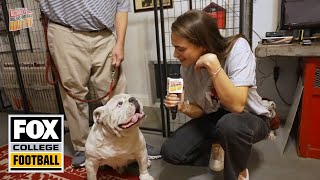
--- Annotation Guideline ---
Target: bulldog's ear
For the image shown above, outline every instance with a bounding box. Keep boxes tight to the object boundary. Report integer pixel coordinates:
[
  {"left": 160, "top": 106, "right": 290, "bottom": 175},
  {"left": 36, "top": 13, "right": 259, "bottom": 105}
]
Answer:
[{"left": 93, "top": 106, "right": 107, "bottom": 124}]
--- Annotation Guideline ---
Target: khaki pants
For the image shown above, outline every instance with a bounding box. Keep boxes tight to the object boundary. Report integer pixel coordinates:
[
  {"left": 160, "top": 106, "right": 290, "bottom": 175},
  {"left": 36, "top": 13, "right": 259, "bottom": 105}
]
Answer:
[{"left": 47, "top": 23, "right": 126, "bottom": 151}]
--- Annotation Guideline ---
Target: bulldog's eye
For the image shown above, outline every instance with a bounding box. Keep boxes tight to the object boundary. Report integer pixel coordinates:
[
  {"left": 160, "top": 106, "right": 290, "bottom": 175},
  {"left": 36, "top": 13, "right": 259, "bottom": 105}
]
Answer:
[{"left": 117, "top": 101, "right": 123, "bottom": 106}]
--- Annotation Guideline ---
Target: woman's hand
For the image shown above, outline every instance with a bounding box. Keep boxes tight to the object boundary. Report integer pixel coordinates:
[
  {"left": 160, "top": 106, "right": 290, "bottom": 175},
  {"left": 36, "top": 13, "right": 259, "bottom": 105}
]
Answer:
[
  {"left": 194, "top": 53, "right": 221, "bottom": 73},
  {"left": 164, "top": 93, "right": 183, "bottom": 109}
]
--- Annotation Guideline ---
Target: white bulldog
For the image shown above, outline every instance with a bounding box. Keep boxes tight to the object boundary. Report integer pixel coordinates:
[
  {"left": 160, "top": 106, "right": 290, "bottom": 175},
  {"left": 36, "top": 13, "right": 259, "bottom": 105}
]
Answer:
[{"left": 85, "top": 94, "right": 153, "bottom": 180}]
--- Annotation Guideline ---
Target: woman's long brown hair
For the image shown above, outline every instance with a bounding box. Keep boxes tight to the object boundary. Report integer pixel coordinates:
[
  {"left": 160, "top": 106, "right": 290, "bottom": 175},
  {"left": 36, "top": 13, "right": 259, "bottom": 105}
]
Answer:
[{"left": 171, "top": 10, "right": 245, "bottom": 66}]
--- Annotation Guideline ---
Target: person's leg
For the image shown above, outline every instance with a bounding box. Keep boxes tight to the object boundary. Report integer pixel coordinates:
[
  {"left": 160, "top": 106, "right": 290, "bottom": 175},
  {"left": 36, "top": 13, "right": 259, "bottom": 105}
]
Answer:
[
  {"left": 216, "top": 112, "right": 270, "bottom": 180},
  {"left": 161, "top": 109, "right": 227, "bottom": 166},
  {"left": 47, "top": 23, "right": 92, "bottom": 165},
  {"left": 161, "top": 117, "right": 210, "bottom": 165},
  {"left": 90, "top": 30, "right": 126, "bottom": 105}
]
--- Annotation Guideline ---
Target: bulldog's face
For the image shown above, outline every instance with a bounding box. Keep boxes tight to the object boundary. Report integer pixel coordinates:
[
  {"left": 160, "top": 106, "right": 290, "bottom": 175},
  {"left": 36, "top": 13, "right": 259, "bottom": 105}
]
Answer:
[{"left": 93, "top": 94, "right": 145, "bottom": 136}]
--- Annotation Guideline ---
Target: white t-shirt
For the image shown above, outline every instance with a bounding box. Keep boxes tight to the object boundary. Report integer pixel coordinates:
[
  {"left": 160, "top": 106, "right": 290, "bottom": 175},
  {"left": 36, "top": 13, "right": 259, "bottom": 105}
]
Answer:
[{"left": 181, "top": 37, "right": 271, "bottom": 117}]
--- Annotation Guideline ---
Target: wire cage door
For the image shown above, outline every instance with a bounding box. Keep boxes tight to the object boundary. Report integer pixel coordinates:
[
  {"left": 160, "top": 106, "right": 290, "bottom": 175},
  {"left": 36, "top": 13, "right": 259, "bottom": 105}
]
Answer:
[{"left": 152, "top": 0, "right": 253, "bottom": 136}]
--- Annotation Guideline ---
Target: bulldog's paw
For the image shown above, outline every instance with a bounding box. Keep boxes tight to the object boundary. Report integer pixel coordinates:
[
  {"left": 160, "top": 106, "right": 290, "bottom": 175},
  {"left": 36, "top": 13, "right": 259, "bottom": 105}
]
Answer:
[
  {"left": 139, "top": 173, "right": 154, "bottom": 180},
  {"left": 147, "top": 159, "right": 151, "bottom": 168}
]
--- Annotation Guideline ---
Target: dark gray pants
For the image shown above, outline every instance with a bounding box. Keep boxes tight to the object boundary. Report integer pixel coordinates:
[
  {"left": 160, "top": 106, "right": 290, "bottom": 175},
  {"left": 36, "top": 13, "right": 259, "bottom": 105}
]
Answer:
[{"left": 160, "top": 108, "right": 270, "bottom": 180}]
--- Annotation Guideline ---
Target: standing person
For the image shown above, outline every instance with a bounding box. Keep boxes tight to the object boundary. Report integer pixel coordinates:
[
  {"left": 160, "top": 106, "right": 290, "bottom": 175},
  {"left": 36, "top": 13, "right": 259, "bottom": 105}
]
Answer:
[
  {"left": 39, "top": 0, "right": 161, "bottom": 168},
  {"left": 161, "top": 10, "right": 276, "bottom": 180}
]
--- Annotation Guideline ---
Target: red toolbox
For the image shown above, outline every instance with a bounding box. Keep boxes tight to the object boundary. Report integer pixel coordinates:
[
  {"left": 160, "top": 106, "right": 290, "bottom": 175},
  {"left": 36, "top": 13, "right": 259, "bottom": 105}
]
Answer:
[
  {"left": 203, "top": 2, "right": 226, "bottom": 29},
  {"left": 298, "top": 58, "right": 320, "bottom": 159}
]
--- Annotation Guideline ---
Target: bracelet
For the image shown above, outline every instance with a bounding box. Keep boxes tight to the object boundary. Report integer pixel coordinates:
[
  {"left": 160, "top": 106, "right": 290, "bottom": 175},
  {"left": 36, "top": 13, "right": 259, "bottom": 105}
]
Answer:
[{"left": 212, "top": 66, "right": 222, "bottom": 78}]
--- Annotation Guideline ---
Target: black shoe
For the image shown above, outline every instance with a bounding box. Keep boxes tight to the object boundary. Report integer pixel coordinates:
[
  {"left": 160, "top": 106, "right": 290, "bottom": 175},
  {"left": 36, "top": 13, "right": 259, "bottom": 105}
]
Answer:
[
  {"left": 72, "top": 151, "right": 85, "bottom": 168},
  {"left": 146, "top": 144, "right": 162, "bottom": 160}
]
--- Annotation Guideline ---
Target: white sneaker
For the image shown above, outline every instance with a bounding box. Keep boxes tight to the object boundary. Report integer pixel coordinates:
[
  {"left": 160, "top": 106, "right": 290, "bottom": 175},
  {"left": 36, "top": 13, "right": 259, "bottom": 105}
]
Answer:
[
  {"left": 209, "top": 144, "right": 224, "bottom": 171},
  {"left": 238, "top": 169, "right": 249, "bottom": 180}
]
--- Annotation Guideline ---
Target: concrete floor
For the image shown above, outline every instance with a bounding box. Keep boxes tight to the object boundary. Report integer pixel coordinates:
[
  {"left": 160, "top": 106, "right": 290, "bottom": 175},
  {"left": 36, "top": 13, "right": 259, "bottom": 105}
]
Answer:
[{"left": 1, "top": 112, "right": 320, "bottom": 180}]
